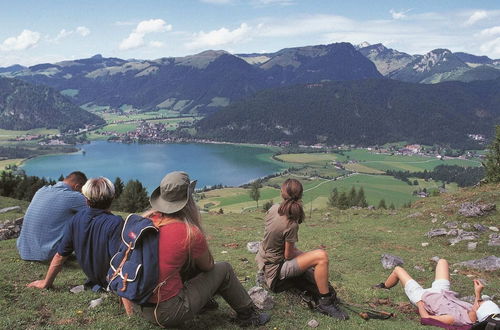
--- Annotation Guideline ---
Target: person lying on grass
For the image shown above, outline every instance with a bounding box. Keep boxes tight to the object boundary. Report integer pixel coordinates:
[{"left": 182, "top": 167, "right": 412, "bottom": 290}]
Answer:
[
  {"left": 373, "top": 258, "right": 500, "bottom": 327},
  {"left": 256, "top": 178, "right": 348, "bottom": 320},
  {"left": 27, "top": 177, "right": 124, "bottom": 293}
]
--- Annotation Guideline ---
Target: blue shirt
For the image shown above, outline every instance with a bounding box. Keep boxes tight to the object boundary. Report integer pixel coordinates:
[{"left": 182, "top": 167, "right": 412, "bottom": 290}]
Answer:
[
  {"left": 17, "top": 181, "right": 87, "bottom": 261},
  {"left": 57, "top": 208, "right": 123, "bottom": 287}
]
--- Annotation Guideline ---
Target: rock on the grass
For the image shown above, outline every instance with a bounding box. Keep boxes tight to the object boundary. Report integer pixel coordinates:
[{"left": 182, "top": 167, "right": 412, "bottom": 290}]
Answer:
[
  {"left": 454, "top": 256, "right": 500, "bottom": 271},
  {"left": 448, "top": 231, "right": 480, "bottom": 245},
  {"left": 0, "top": 217, "right": 24, "bottom": 241},
  {"left": 0, "top": 206, "right": 21, "bottom": 214},
  {"left": 247, "top": 241, "right": 260, "bottom": 254},
  {"left": 489, "top": 234, "right": 500, "bottom": 247},
  {"left": 89, "top": 298, "right": 103, "bottom": 308},
  {"left": 467, "top": 242, "right": 477, "bottom": 251},
  {"left": 70, "top": 285, "right": 85, "bottom": 294},
  {"left": 444, "top": 221, "right": 458, "bottom": 229},
  {"left": 414, "top": 265, "right": 425, "bottom": 272},
  {"left": 421, "top": 242, "right": 429, "bottom": 247},
  {"left": 307, "top": 319, "right": 319, "bottom": 328},
  {"left": 381, "top": 254, "right": 404, "bottom": 269},
  {"left": 462, "top": 223, "right": 471, "bottom": 229},
  {"left": 248, "top": 286, "right": 274, "bottom": 310},
  {"left": 407, "top": 212, "right": 422, "bottom": 218},
  {"left": 431, "top": 256, "right": 441, "bottom": 263},
  {"left": 474, "top": 224, "right": 488, "bottom": 232},
  {"left": 490, "top": 226, "right": 499, "bottom": 232},
  {"left": 459, "top": 202, "right": 496, "bottom": 217},
  {"left": 426, "top": 228, "right": 448, "bottom": 238}
]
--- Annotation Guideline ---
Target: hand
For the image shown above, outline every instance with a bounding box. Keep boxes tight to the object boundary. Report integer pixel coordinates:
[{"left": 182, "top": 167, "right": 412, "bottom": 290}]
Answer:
[
  {"left": 27, "top": 279, "right": 50, "bottom": 289},
  {"left": 473, "top": 279, "right": 484, "bottom": 296}
]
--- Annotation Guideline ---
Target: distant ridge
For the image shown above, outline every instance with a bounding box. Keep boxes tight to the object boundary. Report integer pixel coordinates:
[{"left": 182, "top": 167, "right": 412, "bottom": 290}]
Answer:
[{"left": 0, "top": 77, "right": 104, "bottom": 131}]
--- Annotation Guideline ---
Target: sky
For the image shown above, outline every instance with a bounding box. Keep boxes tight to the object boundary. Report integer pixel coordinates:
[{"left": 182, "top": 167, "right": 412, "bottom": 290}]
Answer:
[{"left": 1, "top": 0, "right": 500, "bottom": 67}]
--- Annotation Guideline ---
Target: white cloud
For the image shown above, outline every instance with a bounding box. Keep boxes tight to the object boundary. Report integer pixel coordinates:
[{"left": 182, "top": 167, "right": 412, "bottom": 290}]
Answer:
[
  {"left": 465, "top": 10, "right": 488, "bottom": 26},
  {"left": 200, "top": 0, "right": 233, "bottom": 4},
  {"left": 76, "top": 26, "right": 90, "bottom": 37},
  {"left": 480, "top": 37, "right": 500, "bottom": 57},
  {"left": 119, "top": 19, "right": 172, "bottom": 50},
  {"left": 185, "top": 23, "right": 251, "bottom": 49},
  {"left": 54, "top": 29, "right": 73, "bottom": 42},
  {"left": 149, "top": 41, "right": 165, "bottom": 48},
  {"left": 480, "top": 26, "right": 500, "bottom": 37},
  {"left": 0, "top": 29, "right": 41, "bottom": 51},
  {"left": 389, "top": 9, "right": 410, "bottom": 20}
]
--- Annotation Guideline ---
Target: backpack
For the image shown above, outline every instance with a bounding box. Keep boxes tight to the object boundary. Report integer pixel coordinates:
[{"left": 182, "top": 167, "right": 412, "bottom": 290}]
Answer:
[
  {"left": 107, "top": 214, "right": 159, "bottom": 305},
  {"left": 472, "top": 314, "right": 500, "bottom": 330}
]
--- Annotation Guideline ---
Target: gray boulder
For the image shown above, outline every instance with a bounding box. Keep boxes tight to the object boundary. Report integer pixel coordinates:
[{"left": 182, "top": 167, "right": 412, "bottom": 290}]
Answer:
[
  {"left": 454, "top": 256, "right": 500, "bottom": 271},
  {"left": 449, "top": 231, "right": 480, "bottom": 245},
  {"left": 307, "top": 319, "right": 319, "bottom": 328},
  {"left": 248, "top": 286, "right": 274, "bottom": 310},
  {"left": 462, "top": 223, "right": 471, "bottom": 229},
  {"left": 489, "top": 234, "right": 500, "bottom": 247},
  {"left": 467, "top": 242, "right": 477, "bottom": 250},
  {"left": 426, "top": 228, "right": 448, "bottom": 238},
  {"left": 247, "top": 241, "right": 260, "bottom": 254},
  {"left": 0, "top": 206, "right": 21, "bottom": 214},
  {"left": 0, "top": 217, "right": 23, "bottom": 241},
  {"left": 444, "top": 221, "right": 458, "bottom": 229},
  {"left": 381, "top": 254, "right": 404, "bottom": 269},
  {"left": 474, "top": 224, "right": 488, "bottom": 232},
  {"left": 459, "top": 202, "right": 496, "bottom": 217}
]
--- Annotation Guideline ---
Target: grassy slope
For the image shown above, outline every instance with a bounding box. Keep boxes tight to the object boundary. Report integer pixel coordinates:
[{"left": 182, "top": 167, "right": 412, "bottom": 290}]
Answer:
[{"left": 1, "top": 184, "right": 498, "bottom": 329}]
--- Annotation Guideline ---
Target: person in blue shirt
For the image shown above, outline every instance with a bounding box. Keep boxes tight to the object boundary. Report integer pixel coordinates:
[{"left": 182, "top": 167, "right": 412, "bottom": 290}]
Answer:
[
  {"left": 27, "top": 177, "right": 123, "bottom": 290},
  {"left": 17, "top": 171, "right": 88, "bottom": 261}
]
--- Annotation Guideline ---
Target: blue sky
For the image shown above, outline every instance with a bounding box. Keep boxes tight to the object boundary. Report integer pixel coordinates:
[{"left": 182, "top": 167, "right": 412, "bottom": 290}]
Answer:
[{"left": 1, "top": 0, "right": 500, "bottom": 66}]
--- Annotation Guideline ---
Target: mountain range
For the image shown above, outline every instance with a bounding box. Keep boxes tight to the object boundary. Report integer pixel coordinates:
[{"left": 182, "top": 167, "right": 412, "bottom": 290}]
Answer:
[
  {"left": 0, "top": 77, "right": 104, "bottom": 131},
  {"left": 196, "top": 77, "right": 500, "bottom": 147}
]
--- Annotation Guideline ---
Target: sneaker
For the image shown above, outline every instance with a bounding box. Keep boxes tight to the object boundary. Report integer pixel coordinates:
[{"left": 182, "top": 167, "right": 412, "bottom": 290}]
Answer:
[
  {"left": 199, "top": 298, "right": 219, "bottom": 314},
  {"left": 236, "top": 306, "right": 271, "bottom": 327},
  {"left": 316, "top": 296, "right": 349, "bottom": 320},
  {"left": 372, "top": 282, "right": 389, "bottom": 290}
]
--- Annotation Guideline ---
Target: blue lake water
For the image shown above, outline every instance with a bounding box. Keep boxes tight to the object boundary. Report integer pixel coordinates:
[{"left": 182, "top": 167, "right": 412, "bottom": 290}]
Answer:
[{"left": 22, "top": 141, "right": 284, "bottom": 192}]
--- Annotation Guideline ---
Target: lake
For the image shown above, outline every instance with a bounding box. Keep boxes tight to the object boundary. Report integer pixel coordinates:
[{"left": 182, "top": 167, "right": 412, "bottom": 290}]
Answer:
[{"left": 22, "top": 141, "right": 284, "bottom": 192}]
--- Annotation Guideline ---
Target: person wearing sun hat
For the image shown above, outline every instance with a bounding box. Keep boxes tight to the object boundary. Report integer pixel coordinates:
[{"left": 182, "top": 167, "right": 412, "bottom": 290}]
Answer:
[{"left": 134, "top": 171, "right": 270, "bottom": 328}]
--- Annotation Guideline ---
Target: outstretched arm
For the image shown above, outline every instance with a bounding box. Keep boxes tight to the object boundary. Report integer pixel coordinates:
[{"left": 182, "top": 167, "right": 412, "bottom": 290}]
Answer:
[
  {"left": 27, "top": 253, "right": 68, "bottom": 289},
  {"left": 417, "top": 301, "right": 454, "bottom": 325}
]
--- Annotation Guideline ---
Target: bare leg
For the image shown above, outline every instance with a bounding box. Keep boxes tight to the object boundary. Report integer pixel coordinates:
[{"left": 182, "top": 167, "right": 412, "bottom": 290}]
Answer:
[
  {"left": 434, "top": 259, "right": 450, "bottom": 281},
  {"left": 384, "top": 266, "right": 414, "bottom": 289},
  {"left": 295, "top": 249, "right": 330, "bottom": 294}
]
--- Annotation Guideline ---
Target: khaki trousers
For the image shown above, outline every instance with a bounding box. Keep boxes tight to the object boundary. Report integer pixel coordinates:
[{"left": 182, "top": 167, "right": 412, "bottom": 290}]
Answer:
[{"left": 135, "top": 262, "right": 253, "bottom": 327}]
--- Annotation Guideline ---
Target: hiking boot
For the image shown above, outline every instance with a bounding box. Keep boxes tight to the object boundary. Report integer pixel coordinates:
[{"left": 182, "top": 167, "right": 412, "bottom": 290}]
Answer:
[
  {"left": 372, "top": 282, "right": 389, "bottom": 290},
  {"left": 236, "top": 305, "right": 271, "bottom": 327},
  {"left": 199, "top": 298, "right": 219, "bottom": 314},
  {"left": 316, "top": 296, "right": 349, "bottom": 320}
]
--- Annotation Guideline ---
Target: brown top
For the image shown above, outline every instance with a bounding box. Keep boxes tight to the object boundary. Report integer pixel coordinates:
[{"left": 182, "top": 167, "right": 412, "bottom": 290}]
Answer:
[{"left": 255, "top": 204, "right": 299, "bottom": 288}]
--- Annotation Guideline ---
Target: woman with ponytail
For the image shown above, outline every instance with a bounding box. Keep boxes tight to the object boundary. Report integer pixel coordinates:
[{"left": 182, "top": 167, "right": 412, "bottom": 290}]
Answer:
[{"left": 256, "top": 178, "right": 348, "bottom": 320}]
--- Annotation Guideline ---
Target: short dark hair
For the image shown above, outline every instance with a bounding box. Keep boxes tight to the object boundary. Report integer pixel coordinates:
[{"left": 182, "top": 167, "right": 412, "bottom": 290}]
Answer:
[{"left": 66, "top": 171, "right": 88, "bottom": 186}]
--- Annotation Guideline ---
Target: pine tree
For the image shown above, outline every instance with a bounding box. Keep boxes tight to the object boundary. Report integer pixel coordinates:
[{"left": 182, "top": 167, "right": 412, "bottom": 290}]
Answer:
[
  {"left": 389, "top": 203, "right": 395, "bottom": 210},
  {"left": 328, "top": 188, "right": 339, "bottom": 208},
  {"left": 116, "top": 180, "right": 150, "bottom": 212},
  {"left": 484, "top": 125, "right": 500, "bottom": 183},
  {"left": 337, "top": 192, "right": 349, "bottom": 210},
  {"left": 114, "top": 177, "right": 124, "bottom": 199},
  {"left": 348, "top": 186, "right": 357, "bottom": 207},
  {"left": 355, "top": 187, "right": 368, "bottom": 207},
  {"left": 58, "top": 174, "right": 64, "bottom": 181},
  {"left": 378, "top": 199, "right": 387, "bottom": 209}
]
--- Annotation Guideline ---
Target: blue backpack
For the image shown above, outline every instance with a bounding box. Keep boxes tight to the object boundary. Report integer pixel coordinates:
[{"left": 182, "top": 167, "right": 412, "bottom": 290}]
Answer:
[{"left": 107, "top": 214, "right": 159, "bottom": 305}]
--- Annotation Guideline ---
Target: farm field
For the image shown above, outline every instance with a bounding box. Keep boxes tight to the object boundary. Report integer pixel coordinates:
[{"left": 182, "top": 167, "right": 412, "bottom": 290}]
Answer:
[
  {"left": 1, "top": 184, "right": 498, "bottom": 329},
  {"left": 0, "top": 128, "right": 59, "bottom": 142}
]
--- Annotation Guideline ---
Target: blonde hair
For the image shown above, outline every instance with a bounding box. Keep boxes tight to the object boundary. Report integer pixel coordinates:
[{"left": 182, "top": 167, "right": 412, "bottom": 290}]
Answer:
[{"left": 81, "top": 177, "right": 115, "bottom": 210}]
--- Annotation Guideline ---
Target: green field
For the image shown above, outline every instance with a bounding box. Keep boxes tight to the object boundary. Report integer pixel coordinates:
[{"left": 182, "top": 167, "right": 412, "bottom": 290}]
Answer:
[
  {"left": 0, "top": 128, "right": 59, "bottom": 142},
  {"left": 275, "top": 153, "right": 340, "bottom": 164},
  {"left": 1, "top": 184, "right": 498, "bottom": 329}
]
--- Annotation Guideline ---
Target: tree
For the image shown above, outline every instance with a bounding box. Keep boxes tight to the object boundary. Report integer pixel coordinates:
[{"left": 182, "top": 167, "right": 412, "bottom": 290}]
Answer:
[
  {"left": 114, "top": 177, "right": 124, "bottom": 199},
  {"left": 328, "top": 188, "right": 339, "bottom": 208},
  {"left": 262, "top": 199, "right": 274, "bottom": 211},
  {"left": 413, "top": 179, "right": 418, "bottom": 185},
  {"left": 337, "top": 192, "right": 349, "bottom": 210},
  {"left": 249, "top": 180, "right": 261, "bottom": 208},
  {"left": 355, "top": 187, "right": 368, "bottom": 208},
  {"left": 389, "top": 203, "right": 395, "bottom": 210},
  {"left": 348, "top": 186, "right": 357, "bottom": 207},
  {"left": 58, "top": 174, "right": 64, "bottom": 181},
  {"left": 484, "top": 125, "right": 500, "bottom": 183},
  {"left": 378, "top": 199, "right": 387, "bottom": 209},
  {"left": 116, "top": 180, "right": 150, "bottom": 213}
]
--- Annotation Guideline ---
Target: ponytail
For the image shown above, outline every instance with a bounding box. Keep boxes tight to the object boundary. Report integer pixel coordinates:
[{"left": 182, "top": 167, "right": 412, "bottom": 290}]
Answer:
[{"left": 278, "top": 178, "right": 305, "bottom": 224}]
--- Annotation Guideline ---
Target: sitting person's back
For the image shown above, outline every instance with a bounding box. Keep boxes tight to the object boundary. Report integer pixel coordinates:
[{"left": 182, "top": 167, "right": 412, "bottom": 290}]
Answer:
[
  {"left": 17, "top": 171, "right": 88, "bottom": 261},
  {"left": 28, "top": 177, "right": 123, "bottom": 290}
]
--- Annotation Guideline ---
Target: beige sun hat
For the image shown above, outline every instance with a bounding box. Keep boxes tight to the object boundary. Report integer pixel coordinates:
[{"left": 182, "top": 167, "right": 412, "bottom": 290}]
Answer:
[{"left": 149, "top": 171, "right": 197, "bottom": 214}]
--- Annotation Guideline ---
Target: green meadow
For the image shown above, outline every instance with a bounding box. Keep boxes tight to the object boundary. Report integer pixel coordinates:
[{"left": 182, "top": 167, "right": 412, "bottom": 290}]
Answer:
[{"left": 1, "top": 184, "right": 498, "bottom": 329}]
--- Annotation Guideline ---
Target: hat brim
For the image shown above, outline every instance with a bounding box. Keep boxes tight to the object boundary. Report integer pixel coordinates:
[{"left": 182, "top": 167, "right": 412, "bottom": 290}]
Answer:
[{"left": 149, "top": 180, "right": 197, "bottom": 214}]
